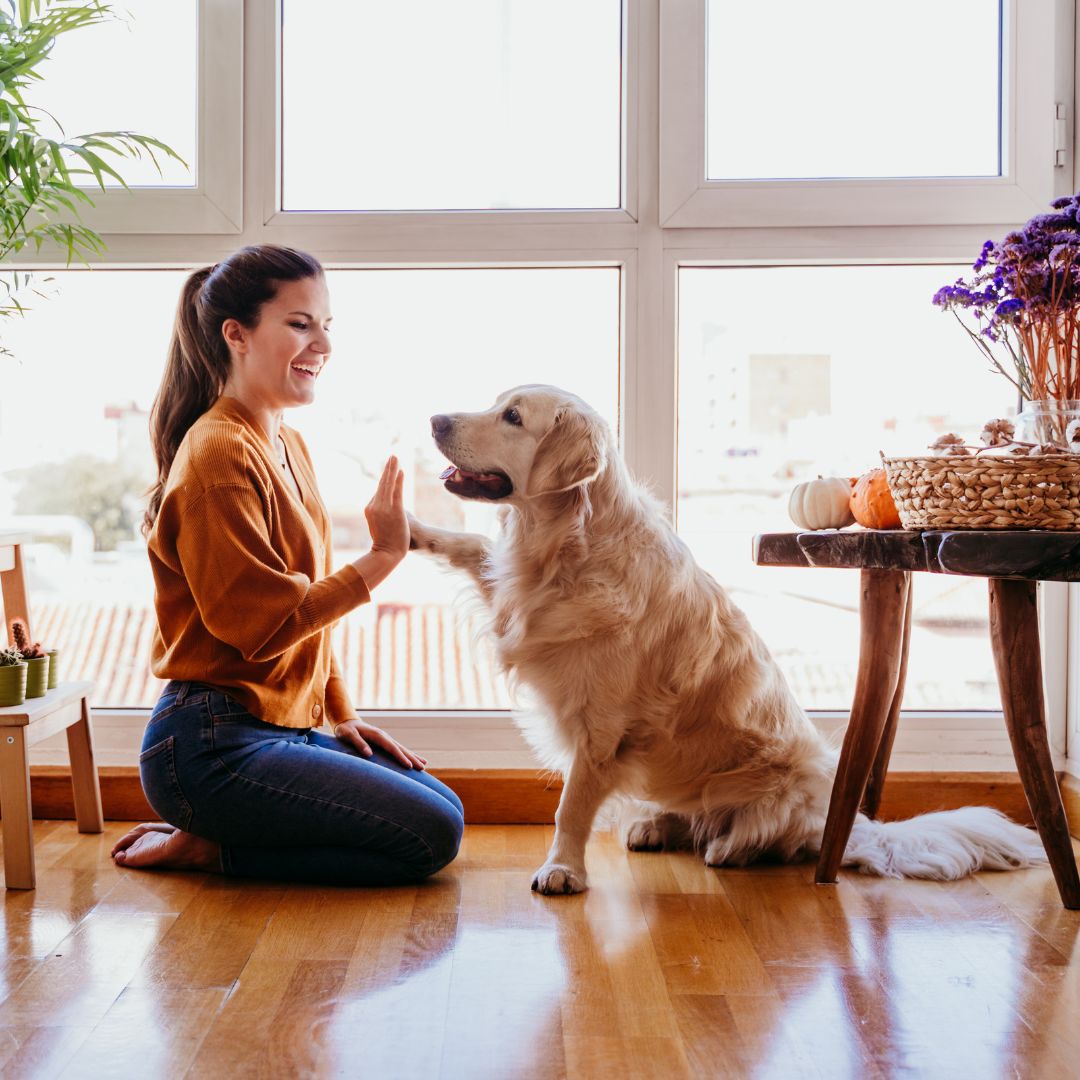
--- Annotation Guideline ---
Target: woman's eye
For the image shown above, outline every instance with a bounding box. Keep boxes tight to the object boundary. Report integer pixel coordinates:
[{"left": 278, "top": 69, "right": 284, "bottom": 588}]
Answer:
[
  {"left": 289, "top": 321, "right": 309, "bottom": 331},
  {"left": 504, "top": 407, "right": 522, "bottom": 426}
]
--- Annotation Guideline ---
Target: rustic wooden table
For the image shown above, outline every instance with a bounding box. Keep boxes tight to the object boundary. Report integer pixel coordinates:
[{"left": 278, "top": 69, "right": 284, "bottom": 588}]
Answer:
[{"left": 753, "top": 529, "right": 1080, "bottom": 908}]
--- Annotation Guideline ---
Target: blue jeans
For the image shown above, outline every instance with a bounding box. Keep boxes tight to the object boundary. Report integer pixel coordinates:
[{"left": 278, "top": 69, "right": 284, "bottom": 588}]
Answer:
[{"left": 139, "top": 681, "right": 464, "bottom": 886}]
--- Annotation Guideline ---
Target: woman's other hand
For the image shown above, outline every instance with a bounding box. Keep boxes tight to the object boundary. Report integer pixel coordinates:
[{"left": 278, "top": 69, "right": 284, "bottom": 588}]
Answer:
[{"left": 333, "top": 717, "right": 428, "bottom": 771}]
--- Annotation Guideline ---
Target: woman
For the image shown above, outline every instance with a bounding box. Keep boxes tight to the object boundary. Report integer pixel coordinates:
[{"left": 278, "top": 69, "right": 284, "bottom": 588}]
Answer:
[{"left": 111, "top": 244, "right": 463, "bottom": 885}]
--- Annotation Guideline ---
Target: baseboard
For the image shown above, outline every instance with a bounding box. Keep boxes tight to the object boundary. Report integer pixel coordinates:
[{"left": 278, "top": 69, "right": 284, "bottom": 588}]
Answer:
[
  {"left": 1061, "top": 773, "right": 1080, "bottom": 839},
  {"left": 874, "top": 772, "right": 1035, "bottom": 828},
  {"left": 20, "top": 766, "right": 1061, "bottom": 829},
  {"left": 26, "top": 766, "right": 564, "bottom": 825}
]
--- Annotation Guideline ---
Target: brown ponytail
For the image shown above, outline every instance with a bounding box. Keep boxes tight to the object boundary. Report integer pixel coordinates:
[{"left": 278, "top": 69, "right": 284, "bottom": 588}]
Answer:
[{"left": 143, "top": 244, "right": 325, "bottom": 535}]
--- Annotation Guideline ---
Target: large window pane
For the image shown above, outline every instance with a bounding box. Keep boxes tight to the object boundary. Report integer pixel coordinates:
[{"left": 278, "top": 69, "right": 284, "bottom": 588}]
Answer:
[
  {"left": 33, "top": 0, "right": 197, "bottom": 187},
  {"left": 0, "top": 268, "right": 619, "bottom": 710},
  {"left": 678, "top": 266, "right": 1008, "bottom": 710},
  {"left": 706, "top": 0, "right": 1001, "bottom": 181},
  {"left": 281, "top": 1, "right": 622, "bottom": 211},
  {"left": 301, "top": 268, "right": 620, "bottom": 707}
]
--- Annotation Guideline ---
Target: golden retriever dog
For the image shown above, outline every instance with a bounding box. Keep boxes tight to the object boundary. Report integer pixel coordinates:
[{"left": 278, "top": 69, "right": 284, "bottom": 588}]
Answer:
[{"left": 409, "top": 385, "right": 1045, "bottom": 895}]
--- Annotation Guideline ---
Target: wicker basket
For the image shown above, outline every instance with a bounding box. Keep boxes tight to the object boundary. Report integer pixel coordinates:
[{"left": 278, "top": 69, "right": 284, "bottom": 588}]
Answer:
[{"left": 882, "top": 453, "right": 1080, "bottom": 530}]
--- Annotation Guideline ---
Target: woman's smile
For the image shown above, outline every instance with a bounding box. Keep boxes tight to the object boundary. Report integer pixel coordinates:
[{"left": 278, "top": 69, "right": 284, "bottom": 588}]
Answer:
[{"left": 290, "top": 361, "right": 322, "bottom": 380}]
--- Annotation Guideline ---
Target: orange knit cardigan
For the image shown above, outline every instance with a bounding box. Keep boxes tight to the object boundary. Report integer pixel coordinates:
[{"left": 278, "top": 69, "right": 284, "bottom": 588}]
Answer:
[{"left": 147, "top": 396, "right": 369, "bottom": 729}]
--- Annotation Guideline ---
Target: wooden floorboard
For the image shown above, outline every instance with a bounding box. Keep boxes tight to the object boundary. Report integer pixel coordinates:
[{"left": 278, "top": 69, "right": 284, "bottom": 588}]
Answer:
[{"left": 0, "top": 823, "right": 1078, "bottom": 1078}]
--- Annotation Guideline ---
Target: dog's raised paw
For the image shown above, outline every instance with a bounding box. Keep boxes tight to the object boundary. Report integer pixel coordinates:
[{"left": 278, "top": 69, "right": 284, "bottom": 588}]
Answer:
[
  {"left": 531, "top": 862, "right": 588, "bottom": 895},
  {"left": 406, "top": 514, "right": 435, "bottom": 552}
]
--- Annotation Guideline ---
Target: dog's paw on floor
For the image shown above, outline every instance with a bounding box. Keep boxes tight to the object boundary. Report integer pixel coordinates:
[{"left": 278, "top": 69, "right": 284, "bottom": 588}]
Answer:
[
  {"left": 622, "top": 811, "right": 692, "bottom": 853},
  {"left": 531, "top": 862, "right": 588, "bottom": 895},
  {"left": 624, "top": 818, "right": 667, "bottom": 851}
]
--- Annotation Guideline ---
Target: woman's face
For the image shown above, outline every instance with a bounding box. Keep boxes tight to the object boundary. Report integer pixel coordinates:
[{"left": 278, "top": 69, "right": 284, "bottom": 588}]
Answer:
[{"left": 223, "top": 275, "right": 333, "bottom": 411}]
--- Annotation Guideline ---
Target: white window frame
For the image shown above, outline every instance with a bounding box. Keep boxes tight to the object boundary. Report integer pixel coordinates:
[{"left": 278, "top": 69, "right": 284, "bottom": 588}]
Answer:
[
  {"left": 660, "top": 0, "right": 1075, "bottom": 228},
  {"left": 11, "top": 0, "right": 1077, "bottom": 772},
  {"left": 72, "top": 0, "right": 242, "bottom": 235},
  {"left": 257, "top": 0, "right": 636, "bottom": 231}
]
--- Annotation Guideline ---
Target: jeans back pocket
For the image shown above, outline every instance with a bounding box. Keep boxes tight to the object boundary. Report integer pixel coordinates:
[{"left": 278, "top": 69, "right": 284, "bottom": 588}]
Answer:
[{"left": 139, "top": 735, "right": 195, "bottom": 833}]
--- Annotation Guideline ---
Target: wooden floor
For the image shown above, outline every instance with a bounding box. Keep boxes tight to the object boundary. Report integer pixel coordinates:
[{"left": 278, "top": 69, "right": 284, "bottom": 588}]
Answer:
[{"left": 1, "top": 824, "right": 1079, "bottom": 1080}]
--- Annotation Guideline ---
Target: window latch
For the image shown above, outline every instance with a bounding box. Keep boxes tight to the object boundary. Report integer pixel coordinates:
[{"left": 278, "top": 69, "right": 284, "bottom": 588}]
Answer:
[{"left": 1055, "top": 103, "right": 1068, "bottom": 168}]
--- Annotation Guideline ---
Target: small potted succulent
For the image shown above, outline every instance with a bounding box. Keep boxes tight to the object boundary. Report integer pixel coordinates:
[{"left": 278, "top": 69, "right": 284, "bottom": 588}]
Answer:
[
  {"left": 0, "top": 644, "right": 27, "bottom": 707},
  {"left": 10, "top": 619, "right": 49, "bottom": 699}
]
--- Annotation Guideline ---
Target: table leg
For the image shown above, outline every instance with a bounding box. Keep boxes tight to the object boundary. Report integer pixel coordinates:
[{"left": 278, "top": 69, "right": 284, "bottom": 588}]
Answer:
[
  {"left": 816, "top": 569, "right": 910, "bottom": 885},
  {"left": 0, "top": 727, "right": 35, "bottom": 889},
  {"left": 862, "top": 582, "right": 913, "bottom": 819},
  {"left": 66, "top": 697, "right": 103, "bottom": 834},
  {"left": 989, "top": 578, "right": 1080, "bottom": 909}
]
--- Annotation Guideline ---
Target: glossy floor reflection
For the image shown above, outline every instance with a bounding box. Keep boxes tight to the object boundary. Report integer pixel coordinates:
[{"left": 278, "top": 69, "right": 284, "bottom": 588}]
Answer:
[{"left": 0, "top": 823, "right": 1078, "bottom": 1078}]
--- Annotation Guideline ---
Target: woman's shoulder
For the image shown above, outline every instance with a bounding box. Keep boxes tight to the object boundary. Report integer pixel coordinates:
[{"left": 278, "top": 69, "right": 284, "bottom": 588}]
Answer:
[{"left": 174, "top": 412, "right": 271, "bottom": 492}]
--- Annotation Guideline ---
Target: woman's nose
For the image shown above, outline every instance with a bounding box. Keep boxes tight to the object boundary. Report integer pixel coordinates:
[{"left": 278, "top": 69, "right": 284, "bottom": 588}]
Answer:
[{"left": 430, "top": 414, "right": 453, "bottom": 436}]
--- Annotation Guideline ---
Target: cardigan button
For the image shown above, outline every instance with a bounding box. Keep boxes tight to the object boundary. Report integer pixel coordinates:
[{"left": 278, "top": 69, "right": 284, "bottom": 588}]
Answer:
[{"left": 312, "top": 703, "right": 322, "bottom": 720}]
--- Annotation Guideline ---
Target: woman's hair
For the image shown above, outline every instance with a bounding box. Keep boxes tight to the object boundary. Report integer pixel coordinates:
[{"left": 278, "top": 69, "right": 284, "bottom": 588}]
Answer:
[{"left": 143, "top": 244, "right": 324, "bottom": 535}]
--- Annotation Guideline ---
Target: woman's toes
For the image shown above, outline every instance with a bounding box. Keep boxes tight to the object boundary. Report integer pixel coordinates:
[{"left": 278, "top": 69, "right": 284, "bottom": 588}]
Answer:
[{"left": 112, "top": 828, "right": 220, "bottom": 872}]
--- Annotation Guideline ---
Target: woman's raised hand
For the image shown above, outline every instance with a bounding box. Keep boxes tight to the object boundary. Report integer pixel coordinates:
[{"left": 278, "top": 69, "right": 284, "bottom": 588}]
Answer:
[
  {"left": 358, "top": 457, "right": 410, "bottom": 587},
  {"left": 365, "top": 455, "right": 409, "bottom": 558}
]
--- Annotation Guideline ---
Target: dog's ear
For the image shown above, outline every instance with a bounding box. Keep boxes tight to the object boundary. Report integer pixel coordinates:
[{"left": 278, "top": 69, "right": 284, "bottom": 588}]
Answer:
[{"left": 528, "top": 406, "right": 608, "bottom": 497}]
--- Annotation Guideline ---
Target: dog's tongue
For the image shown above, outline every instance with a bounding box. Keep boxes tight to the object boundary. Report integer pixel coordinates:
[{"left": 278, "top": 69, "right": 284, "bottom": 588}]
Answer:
[{"left": 440, "top": 465, "right": 507, "bottom": 491}]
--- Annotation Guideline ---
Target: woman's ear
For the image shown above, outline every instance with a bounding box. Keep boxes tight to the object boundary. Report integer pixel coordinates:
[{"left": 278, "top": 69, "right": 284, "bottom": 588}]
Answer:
[
  {"left": 221, "top": 318, "right": 248, "bottom": 355},
  {"left": 528, "top": 407, "right": 608, "bottom": 497}
]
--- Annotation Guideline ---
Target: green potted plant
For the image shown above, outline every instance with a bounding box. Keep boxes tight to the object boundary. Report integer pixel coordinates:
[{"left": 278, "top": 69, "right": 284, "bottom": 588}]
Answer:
[
  {"left": 10, "top": 617, "right": 48, "bottom": 697},
  {"left": 0, "top": 1, "right": 184, "bottom": 356},
  {"left": 0, "top": 643, "right": 27, "bottom": 707}
]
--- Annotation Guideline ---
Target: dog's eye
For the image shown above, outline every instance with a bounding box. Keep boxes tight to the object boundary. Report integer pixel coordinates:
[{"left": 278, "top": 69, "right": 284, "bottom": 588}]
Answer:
[{"left": 503, "top": 407, "right": 523, "bottom": 426}]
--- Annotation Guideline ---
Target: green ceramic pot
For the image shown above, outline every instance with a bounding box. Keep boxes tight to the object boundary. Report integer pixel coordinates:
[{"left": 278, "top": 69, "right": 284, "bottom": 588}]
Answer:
[
  {"left": 46, "top": 648, "right": 59, "bottom": 689},
  {"left": 24, "top": 656, "right": 48, "bottom": 698},
  {"left": 0, "top": 662, "right": 27, "bottom": 707}
]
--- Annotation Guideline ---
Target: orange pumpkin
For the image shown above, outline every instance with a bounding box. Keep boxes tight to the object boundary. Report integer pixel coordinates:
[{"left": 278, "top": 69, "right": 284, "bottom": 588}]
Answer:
[{"left": 849, "top": 468, "right": 902, "bottom": 529}]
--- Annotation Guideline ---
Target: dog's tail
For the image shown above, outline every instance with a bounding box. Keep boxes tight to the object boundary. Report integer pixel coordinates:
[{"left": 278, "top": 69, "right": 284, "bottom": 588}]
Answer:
[{"left": 842, "top": 807, "right": 1047, "bottom": 879}]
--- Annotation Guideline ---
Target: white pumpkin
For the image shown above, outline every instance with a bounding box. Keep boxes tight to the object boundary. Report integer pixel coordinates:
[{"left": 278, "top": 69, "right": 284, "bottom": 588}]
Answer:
[{"left": 788, "top": 477, "right": 855, "bottom": 530}]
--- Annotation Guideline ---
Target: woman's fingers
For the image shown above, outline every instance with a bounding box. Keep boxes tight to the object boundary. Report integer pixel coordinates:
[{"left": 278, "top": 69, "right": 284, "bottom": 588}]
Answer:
[
  {"left": 378, "top": 455, "right": 398, "bottom": 499},
  {"left": 349, "top": 731, "right": 374, "bottom": 758},
  {"left": 366, "top": 726, "right": 426, "bottom": 770},
  {"left": 386, "top": 737, "right": 426, "bottom": 771},
  {"left": 339, "top": 719, "right": 427, "bottom": 771}
]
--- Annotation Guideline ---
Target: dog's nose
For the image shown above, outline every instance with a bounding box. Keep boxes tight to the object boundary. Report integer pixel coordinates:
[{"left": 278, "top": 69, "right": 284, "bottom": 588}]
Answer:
[{"left": 430, "top": 414, "right": 453, "bottom": 436}]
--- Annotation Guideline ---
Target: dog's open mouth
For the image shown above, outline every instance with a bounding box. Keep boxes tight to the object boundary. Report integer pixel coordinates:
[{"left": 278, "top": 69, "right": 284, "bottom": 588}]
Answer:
[{"left": 439, "top": 465, "right": 513, "bottom": 500}]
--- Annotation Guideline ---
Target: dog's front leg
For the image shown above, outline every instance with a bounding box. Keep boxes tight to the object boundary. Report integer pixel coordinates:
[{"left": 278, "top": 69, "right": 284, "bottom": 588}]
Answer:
[
  {"left": 532, "top": 755, "right": 614, "bottom": 895},
  {"left": 408, "top": 514, "right": 493, "bottom": 594}
]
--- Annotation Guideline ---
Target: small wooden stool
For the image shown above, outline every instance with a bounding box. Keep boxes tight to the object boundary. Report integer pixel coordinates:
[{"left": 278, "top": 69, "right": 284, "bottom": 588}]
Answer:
[
  {"left": 1, "top": 532, "right": 103, "bottom": 888},
  {"left": 0, "top": 681, "right": 103, "bottom": 888}
]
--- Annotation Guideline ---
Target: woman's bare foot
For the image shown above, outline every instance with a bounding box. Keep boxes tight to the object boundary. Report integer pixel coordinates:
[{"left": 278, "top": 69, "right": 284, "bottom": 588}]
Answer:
[{"left": 111, "top": 822, "right": 221, "bottom": 872}]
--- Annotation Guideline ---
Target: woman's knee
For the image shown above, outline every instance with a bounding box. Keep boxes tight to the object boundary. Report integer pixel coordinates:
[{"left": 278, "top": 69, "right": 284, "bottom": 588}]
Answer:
[{"left": 415, "top": 800, "right": 464, "bottom": 877}]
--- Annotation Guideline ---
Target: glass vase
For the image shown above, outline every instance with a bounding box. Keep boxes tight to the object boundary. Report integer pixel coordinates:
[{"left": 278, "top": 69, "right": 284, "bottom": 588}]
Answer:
[{"left": 1015, "top": 399, "right": 1080, "bottom": 449}]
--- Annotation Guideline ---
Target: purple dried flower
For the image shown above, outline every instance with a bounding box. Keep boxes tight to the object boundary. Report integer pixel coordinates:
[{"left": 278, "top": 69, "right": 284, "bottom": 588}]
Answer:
[{"left": 933, "top": 188, "right": 1080, "bottom": 400}]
